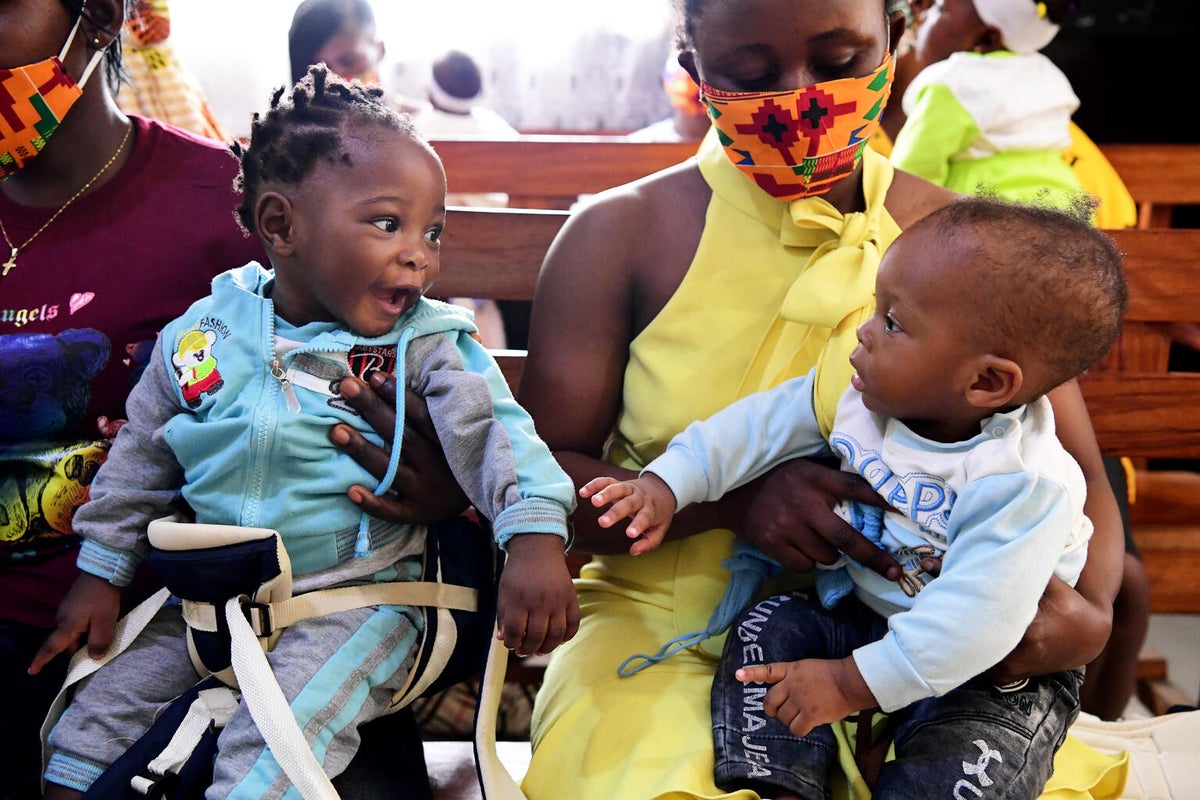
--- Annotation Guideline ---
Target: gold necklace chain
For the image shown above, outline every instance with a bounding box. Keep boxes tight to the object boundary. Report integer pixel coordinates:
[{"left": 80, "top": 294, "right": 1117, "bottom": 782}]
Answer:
[{"left": 0, "top": 121, "right": 133, "bottom": 278}]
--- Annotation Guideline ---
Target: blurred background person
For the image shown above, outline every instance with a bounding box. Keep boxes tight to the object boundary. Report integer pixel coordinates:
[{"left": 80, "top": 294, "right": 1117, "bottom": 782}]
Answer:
[
  {"left": 627, "top": 53, "right": 710, "bottom": 143},
  {"left": 410, "top": 49, "right": 520, "bottom": 350},
  {"left": 115, "top": 0, "right": 230, "bottom": 141},
  {"left": 288, "top": 0, "right": 383, "bottom": 86},
  {"left": 410, "top": 49, "right": 521, "bottom": 143}
]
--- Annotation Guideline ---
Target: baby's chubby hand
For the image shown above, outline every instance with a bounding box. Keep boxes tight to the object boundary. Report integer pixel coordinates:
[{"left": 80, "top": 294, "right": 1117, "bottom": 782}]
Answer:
[
  {"left": 28, "top": 573, "right": 122, "bottom": 675},
  {"left": 735, "top": 656, "right": 876, "bottom": 738},
  {"left": 579, "top": 473, "right": 677, "bottom": 555},
  {"left": 495, "top": 533, "right": 579, "bottom": 656}
]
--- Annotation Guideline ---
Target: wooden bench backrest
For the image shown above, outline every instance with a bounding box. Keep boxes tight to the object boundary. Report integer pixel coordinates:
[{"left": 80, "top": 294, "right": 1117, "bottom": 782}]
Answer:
[
  {"left": 1079, "top": 228, "right": 1200, "bottom": 460},
  {"left": 1097, "top": 144, "right": 1200, "bottom": 228},
  {"left": 440, "top": 207, "right": 1200, "bottom": 614},
  {"left": 433, "top": 136, "right": 1200, "bottom": 228},
  {"left": 431, "top": 137, "right": 699, "bottom": 209},
  {"left": 1079, "top": 228, "right": 1200, "bottom": 617},
  {"left": 437, "top": 207, "right": 568, "bottom": 386}
]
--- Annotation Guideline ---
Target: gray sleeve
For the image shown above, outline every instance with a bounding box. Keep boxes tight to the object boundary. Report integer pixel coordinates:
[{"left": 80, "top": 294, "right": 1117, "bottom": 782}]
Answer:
[
  {"left": 73, "top": 341, "right": 186, "bottom": 585},
  {"left": 405, "top": 332, "right": 573, "bottom": 546}
]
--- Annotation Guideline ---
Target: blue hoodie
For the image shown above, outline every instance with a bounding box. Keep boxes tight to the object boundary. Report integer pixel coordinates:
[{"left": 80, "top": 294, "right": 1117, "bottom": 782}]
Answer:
[{"left": 74, "top": 263, "right": 574, "bottom": 584}]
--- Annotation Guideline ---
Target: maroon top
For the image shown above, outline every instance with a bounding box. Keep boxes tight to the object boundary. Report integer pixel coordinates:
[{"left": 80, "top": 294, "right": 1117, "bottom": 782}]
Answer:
[{"left": 0, "top": 116, "right": 266, "bottom": 628}]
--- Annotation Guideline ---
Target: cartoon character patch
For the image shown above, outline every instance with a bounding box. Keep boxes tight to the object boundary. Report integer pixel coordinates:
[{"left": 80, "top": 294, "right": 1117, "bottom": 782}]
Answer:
[
  {"left": 172, "top": 328, "right": 225, "bottom": 408},
  {"left": 0, "top": 329, "right": 111, "bottom": 442}
]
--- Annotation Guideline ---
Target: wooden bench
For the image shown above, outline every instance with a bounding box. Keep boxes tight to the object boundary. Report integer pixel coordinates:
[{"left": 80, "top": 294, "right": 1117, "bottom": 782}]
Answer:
[
  {"left": 432, "top": 135, "right": 1200, "bottom": 230},
  {"left": 1075, "top": 228, "right": 1200, "bottom": 711},
  {"left": 1096, "top": 144, "right": 1200, "bottom": 229},
  {"left": 430, "top": 136, "right": 700, "bottom": 209}
]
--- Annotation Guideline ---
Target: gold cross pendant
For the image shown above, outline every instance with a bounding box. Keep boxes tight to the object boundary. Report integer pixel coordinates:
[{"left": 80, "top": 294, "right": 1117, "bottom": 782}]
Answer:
[{"left": 2, "top": 248, "right": 15, "bottom": 276}]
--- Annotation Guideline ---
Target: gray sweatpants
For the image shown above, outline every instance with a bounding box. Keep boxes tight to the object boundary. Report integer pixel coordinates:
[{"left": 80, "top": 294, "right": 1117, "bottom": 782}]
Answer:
[{"left": 46, "top": 601, "right": 420, "bottom": 800}]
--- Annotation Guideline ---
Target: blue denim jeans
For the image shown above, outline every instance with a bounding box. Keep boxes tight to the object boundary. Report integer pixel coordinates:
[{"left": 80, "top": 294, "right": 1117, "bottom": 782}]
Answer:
[{"left": 711, "top": 591, "right": 1083, "bottom": 800}]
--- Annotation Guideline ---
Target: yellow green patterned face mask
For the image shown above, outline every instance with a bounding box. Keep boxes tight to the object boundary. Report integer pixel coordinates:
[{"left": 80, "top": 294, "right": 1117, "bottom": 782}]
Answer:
[{"left": 700, "top": 52, "right": 894, "bottom": 201}]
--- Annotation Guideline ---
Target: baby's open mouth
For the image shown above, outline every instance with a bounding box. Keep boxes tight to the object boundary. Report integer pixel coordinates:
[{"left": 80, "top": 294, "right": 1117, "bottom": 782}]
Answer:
[{"left": 373, "top": 286, "right": 418, "bottom": 311}]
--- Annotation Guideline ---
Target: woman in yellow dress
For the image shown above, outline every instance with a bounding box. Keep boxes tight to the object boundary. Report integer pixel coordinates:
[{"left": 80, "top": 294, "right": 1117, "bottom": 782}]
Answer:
[{"left": 513, "top": 0, "right": 1129, "bottom": 797}]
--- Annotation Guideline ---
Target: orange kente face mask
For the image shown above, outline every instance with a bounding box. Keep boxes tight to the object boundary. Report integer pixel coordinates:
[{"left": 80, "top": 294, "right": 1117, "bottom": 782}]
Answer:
[
  {"left": 0, "top": 14, "right": 105, "bottom": 181},
  {"left": 700, "top": 52, "right": 894, "bottom": 201}
]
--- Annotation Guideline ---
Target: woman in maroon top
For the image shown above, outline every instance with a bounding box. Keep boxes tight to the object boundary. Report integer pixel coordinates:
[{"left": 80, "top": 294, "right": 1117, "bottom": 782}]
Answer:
[{"left": 0, "top": 1, "right": 263, "bottom": 795}]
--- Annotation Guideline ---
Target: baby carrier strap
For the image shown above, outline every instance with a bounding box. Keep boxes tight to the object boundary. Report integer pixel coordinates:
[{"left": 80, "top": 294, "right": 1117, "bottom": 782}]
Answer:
[
  {"left": 147, "top": 516, "right": 295, "bottom": 686},
  {"left": 146, "top": 516, "right": 477, "bottom": 693},
  {"left": 45, "top": 514, "right": 525, "bottom": 799},
  {"left": 81, "top": 676, "right": 235, "bottom": 800},
  {"left": 152, "top": 514, "right": 482, "bottom": 800},
  {"left": 40, "top": 584, "right": 174, "bottom": 786}
]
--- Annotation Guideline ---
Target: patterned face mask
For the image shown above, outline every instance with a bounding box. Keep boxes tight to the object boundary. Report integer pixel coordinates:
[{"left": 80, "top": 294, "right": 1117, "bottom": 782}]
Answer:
[
  {"left": 700, "top": 52, "right": 894, "bottom": 201},
  {"left": 663, "top": 61, "right": 706, "bottom": 118},
  {"left": 0, "top": 14, "right": 106, "bottom": 181}
]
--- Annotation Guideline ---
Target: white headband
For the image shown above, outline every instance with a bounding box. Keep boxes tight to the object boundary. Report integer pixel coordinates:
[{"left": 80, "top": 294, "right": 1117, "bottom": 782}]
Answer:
[
  {"left": 973, "top": 0, "right": 1060, "bottom": 54},
  {"left": 427, "top": 79, "right": 477, "bottom": 115}
]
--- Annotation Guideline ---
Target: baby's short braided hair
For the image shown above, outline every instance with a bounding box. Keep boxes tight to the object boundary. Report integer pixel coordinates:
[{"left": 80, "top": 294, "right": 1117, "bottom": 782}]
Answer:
[{"left": 233, "top": 63, "right": 422, "bottom": 235}]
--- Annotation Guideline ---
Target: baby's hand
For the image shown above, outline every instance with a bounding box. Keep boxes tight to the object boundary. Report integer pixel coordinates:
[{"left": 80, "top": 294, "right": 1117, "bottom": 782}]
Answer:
[
  {"left": 28, "top": 573, "right": 122, "bottom": 675},
  {"left": 735, "top": 657, "right": 875, "bottom": 738},
  {"left": 495, "top": 533, "right": 579, "bottom": 656},
  {"left": 579, "top": 473, "right": 676, "bottom": 555}
]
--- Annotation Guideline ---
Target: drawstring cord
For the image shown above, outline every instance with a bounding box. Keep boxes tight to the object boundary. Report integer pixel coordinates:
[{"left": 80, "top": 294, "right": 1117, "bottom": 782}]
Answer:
[
  {"left": 617, "top": 540, "right": 783, "bottom": 677},
  {"left": 617, "top": 502, "right": 887, "bottom": 676},
  {"left": 354, "top": 328, "right": 414, "bottom": 558}
]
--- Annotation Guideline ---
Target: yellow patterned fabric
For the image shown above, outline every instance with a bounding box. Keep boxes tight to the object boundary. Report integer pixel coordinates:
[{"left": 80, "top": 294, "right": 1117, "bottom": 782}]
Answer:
[
  {"left": 115, "top": 0, "right": 229, "bottom": 143},
  {"left": 524, "top": 126, "right": 1127, "bottom": 800}
]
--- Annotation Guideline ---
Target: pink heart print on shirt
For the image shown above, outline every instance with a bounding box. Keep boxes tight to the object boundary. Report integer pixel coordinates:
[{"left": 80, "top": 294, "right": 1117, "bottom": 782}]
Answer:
[{"left": 69, "top": 292, "right": 95, "bottom": 315}]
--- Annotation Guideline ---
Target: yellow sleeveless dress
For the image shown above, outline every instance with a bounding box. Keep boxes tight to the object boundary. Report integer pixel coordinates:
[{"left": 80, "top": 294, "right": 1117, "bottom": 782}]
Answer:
[{"left": 523, "top": 129, "right": 1127, "bottom": 800}]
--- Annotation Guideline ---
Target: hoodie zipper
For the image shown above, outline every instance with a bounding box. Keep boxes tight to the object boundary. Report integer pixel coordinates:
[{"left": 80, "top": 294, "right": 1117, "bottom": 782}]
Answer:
[{"left": 269, "top": 354, "right": 302, "bottom": 413}]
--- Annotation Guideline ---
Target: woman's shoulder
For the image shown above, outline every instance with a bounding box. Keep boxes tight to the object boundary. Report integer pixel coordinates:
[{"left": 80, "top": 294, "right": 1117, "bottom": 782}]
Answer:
[
  {"left": 570, "top": 159, "right": 707, "bottom": 241},
  {"left": 555, "top": 160, "right": 707, "bottom": 282},
  {"left": 885, "top": 169, "right": 960, "bottom": 230},
  {"left": 129, "top": 115, "right": 242, "bottom": 181},
  {"left": 535, "top": 159, "right": 708, "bottom": 331}
]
